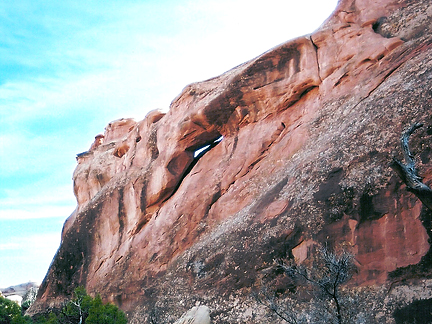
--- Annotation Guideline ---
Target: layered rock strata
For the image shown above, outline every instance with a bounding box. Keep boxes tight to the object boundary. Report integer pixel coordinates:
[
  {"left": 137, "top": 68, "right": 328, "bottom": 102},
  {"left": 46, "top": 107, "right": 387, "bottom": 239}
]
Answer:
[{"left": 32, "top": 0, "right": 432, "bottom": 322}]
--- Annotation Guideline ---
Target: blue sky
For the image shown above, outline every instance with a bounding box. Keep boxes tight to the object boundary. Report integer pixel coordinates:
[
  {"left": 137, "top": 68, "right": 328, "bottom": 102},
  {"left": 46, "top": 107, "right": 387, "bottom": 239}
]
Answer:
[{"left": 0, "top": 0, "right": 338, "bottom": 288}]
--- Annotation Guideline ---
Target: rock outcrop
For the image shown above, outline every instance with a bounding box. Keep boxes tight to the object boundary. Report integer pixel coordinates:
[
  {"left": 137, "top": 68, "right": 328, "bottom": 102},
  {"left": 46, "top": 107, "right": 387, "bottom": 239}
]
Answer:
[
  {"left": 1, "top": 282, "right": 39, "bottom": 307},
  {"left": 1, "top": 282, "right": 39, "bottom": 298},
  {"left": 31, "top": 0, "right": 432, "bottom": 322}
]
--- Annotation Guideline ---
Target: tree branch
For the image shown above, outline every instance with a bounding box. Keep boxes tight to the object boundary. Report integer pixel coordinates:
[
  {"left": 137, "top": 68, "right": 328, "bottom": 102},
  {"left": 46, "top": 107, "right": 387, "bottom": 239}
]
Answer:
[
  {"left": 253, "top": 291, "right": 299, "bottom": 324},
  {"left": 391, "top": 122, "right": 432, "bottom": 210}
]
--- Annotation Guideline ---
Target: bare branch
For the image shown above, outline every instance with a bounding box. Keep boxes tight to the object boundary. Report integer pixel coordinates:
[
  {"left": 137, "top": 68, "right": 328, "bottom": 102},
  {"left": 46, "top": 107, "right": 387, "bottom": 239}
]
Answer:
[
  {"left": 270, "top": 248, "right": 355, "bottom": 324},
  {"left": 253, "top": 290, "right": 300, "bottom": 324},
  {"left": 402, "top": 123, "right": 424, "bottom": 170},
  {"left": 391, "top": 122, "right": 432, "bottom": 210}
]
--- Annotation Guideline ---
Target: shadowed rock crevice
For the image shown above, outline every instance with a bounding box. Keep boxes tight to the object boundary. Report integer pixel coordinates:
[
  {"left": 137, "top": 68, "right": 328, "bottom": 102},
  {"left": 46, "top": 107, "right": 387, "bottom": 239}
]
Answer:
[
  {"left": 372, "top": 17, "right": 393, "bottom": 38},
  {"left": 117, "top": 188, "right": 126, "bottom": 245},
  {"left": 393, "top": 297, "right": 432, "bottom": 323},
  {"left": 358, "top": 186, "right": 387, "bottom": 224},
  {"left": 168, "top": 135, "right": 223, "bottom": 201},
  {"left": 313, "top": 168, "right": 357, "bottom": 224},
  {"left": 309, "top": 36, "right": 323, "bottom": 83}
]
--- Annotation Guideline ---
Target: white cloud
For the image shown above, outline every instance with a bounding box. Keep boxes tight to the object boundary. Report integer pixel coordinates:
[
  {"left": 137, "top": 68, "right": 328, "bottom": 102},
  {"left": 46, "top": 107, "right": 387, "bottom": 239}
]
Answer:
[
  {"left": 0, "top": 181, "right": 75, "bottom": 221},
  {"left": 0, "top": 130, "right": 78, "bottom": 176},
  {"left": 0, "top": 232, "right": 61, "bottom": 287},
  {"left": 0, "top": 206, "right": 74, "bottom": 221},
  {"left": 0, "top": 233, "right": 61, "bottom": 252},
  {"left": 1, "top": 184, "right": 74, "bottom": 207},
  {"left": 0, "top": 242, "right": 21, "bottom": 251},
  {"left": 0, "top": 180, "right": 75, "bottom": 221}
]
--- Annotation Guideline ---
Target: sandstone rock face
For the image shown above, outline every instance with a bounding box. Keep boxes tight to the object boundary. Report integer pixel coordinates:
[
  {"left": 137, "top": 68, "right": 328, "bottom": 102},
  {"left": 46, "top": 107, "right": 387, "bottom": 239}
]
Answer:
[{"left": 31, "top": 0, "right": 432, "bottom": 322}]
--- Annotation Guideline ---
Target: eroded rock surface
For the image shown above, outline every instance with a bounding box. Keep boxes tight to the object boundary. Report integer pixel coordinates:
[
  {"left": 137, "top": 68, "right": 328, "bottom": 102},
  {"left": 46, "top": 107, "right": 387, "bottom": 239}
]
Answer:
[{"left": 31, "top": 0, "right": 432, "bottom": 322}]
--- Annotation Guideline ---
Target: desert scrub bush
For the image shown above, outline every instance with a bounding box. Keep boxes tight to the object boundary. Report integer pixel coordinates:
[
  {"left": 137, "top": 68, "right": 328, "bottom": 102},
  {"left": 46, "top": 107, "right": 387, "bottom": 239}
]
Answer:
[{"left": 254, "top": 246, "right": 368, "bottom": 324}]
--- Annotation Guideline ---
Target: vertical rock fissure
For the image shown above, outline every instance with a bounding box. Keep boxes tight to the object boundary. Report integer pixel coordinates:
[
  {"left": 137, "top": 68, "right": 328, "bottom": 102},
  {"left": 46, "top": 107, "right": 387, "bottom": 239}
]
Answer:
[
  {"left": 310, "top": 36, "right": 323, "bottom": 83},
  {"left": 117, "top": 188, "right": 126, "bottom": 247}
]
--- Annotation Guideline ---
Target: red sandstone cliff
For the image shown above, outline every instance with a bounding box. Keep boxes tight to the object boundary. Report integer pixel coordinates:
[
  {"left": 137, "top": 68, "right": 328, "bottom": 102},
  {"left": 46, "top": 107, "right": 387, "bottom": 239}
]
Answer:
[{"left": 31, "top": 0, "right": 432, "bottom": 322}]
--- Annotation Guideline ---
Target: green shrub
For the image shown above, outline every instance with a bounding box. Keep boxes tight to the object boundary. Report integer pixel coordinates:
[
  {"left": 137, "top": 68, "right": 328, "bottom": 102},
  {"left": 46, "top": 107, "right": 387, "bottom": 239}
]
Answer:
[
  {"left": 58, "top": 287, "right": 127, "bottom": 324},
  {"left": 86, "top": 295, "right": 127, "bottom": 324},
  {"left": 0, "top": 296, "right": 32, "bottom": 324},
  {"left": 1, "top": 287, "right": 127, "bottom": 324},
  {"left": 34, "top": 312, "right": 59, "bottom": 324}
]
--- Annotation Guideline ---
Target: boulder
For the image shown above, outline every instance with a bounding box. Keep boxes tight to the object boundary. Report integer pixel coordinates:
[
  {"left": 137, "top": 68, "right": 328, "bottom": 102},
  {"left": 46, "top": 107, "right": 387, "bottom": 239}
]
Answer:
[{"left": 173, "top": 306, "right": 211, "bottom": 324}]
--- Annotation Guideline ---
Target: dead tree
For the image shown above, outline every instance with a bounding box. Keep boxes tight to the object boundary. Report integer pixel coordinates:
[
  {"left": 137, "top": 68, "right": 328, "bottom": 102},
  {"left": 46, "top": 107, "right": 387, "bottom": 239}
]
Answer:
[
  {"left": 280, "top": 249, "right": 354, "bottom": 324},
  {"left": 255, "top": 248, "right": 355, "bottom": 324},
  {"left": 391, "top": 122, "right": 432, "bottom": 210},
  {"left": 254, "top": 288, "right": 302, "bottom": 324}
]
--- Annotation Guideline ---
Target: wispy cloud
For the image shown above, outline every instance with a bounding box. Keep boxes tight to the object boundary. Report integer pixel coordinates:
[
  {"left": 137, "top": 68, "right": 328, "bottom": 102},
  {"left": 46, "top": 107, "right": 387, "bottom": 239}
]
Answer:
[
  {"left": 0, "top": 186, "right": 75, "bottom": 220},
  {"left": 0, "top": 206, "right": 74, "bottom": 221},
  {"left": 0, "top": 232, "right": 61, "bottom": 287},
  {"left": 1, "top": 232, "right": 61, "bottom": 254},
  {"left": 0, "top": 242, "right": 21, "bottom": 251}
]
